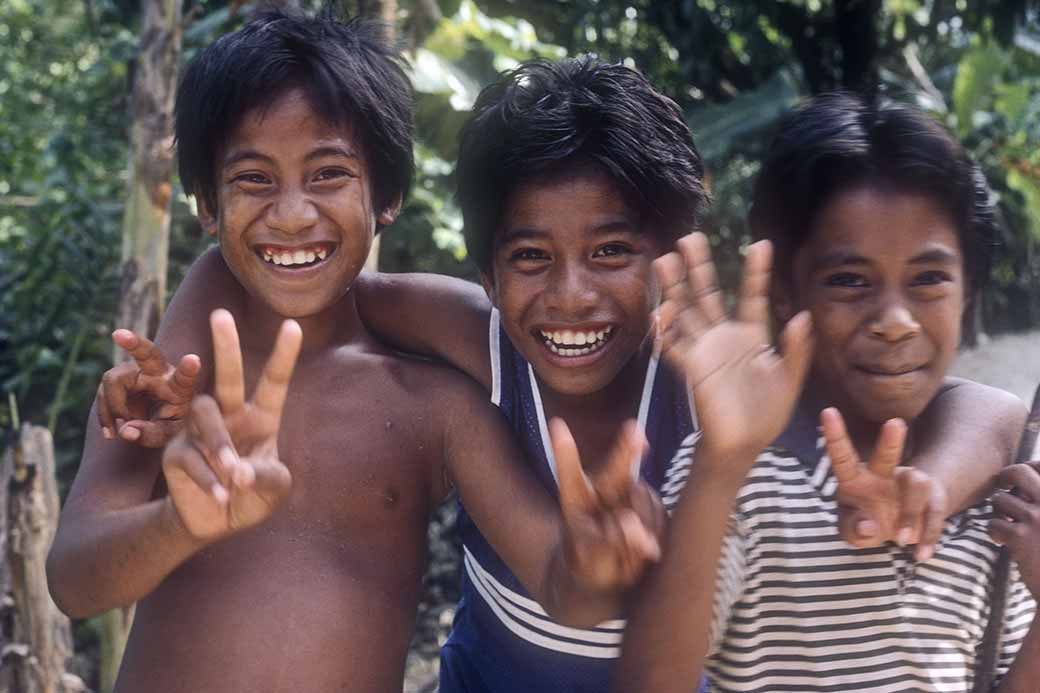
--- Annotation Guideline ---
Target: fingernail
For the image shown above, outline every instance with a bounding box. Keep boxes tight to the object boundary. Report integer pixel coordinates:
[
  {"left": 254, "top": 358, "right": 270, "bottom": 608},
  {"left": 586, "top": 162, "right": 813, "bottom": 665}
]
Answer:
[
  {"left": 121, "top": 427, "right": 140, "bottom": 441},
  {"left": 218, "top": 446, "right": 238, "bottom": 472},
  {"left": 916, "top": 545, "right": 934, "bottom": 562},
  {"left": 212, "top": 484, "right": 228, "bottom": 504},
  {"left": 102, "top": 427, "right": 113, "bottom": 440},
  {"left": 857, "top": 520, "right": 878, "bottom": 537},
  {"left": 896, "top": 527, "right": 913, "bottom": 546}
]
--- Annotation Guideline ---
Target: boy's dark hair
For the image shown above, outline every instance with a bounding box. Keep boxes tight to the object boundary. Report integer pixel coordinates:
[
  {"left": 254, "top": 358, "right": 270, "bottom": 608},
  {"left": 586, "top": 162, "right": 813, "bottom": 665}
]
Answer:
[
  {"left": 750, "top": 92, "right": 996, "bottom": 292},
  {"left": 456, "top": 56, "right": 707, "bottom": 273},
  {"left": 175, "top": 8, "right": 414, "bottom": 223}
]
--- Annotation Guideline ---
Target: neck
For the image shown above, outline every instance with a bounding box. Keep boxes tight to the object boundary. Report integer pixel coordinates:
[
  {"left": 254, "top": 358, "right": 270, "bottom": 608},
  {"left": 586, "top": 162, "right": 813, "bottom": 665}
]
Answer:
[
  {"left": 239, "top": 288, "right": 366, "bottom": 356},
  {"left": 799, "top": 385, "right": 915, "bottom": 461}
]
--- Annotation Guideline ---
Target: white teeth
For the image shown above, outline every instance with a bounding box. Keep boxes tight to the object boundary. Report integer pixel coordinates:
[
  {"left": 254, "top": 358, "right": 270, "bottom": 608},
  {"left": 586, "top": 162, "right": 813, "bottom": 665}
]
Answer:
[
  {"left": 279, "top": 251, "right": 291, "bottom": 265},
  {"left": 585, "top": 331, "right": 597, "bottom": 343},
  {"left": 317, "top": 249, "right": 327, "bottom": 260},
  {"left": 561, "top": 330, "right": 575, "bottom": 345},
  {"left": 597, "top": 329, "right": 605, "bottom": 340},
  {"left": 293, "top": 250, "right": 306, "bottom": 264},
  {"left": 574, "top": 332, "right": 587, "bottom": 346},
  {"left": 306, "top": 251, "right": 316, "bottom": 263}
]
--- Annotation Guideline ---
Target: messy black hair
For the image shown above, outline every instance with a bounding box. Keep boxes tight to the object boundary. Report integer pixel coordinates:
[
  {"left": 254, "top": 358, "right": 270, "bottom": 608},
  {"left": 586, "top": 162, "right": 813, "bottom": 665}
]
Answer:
[
  {"left": 456, "top": 56, "right": 707, "bottom": 273},
  {"left": 175, "top": 7, "right": 414, "bottom": 223},
  {"left": 750, "top": 92, "right": 996, "bottom": 292}
]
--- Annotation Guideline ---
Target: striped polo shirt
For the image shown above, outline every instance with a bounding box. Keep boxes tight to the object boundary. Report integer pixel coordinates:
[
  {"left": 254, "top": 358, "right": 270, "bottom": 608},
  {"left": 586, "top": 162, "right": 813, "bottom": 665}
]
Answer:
[{"left": 662, "top": 412, "right": 1036, "bottom": 692}]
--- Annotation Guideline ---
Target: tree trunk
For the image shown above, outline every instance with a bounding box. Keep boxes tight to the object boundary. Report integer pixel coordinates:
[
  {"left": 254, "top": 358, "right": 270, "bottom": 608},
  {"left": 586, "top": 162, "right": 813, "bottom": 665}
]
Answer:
[
  {"left": 102, "top": 1, "right": 183, "bottom": 690},
  {"left": 0, "top": 426, "right": 85, "bottom": 693},
  {"left": 359, "top": 0, "right": 398, "bottom": 273}
]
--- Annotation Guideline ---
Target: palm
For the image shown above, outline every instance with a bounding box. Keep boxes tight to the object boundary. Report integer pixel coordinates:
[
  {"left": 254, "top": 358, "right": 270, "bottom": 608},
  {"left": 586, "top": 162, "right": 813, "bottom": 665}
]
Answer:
[
  {"left": 163, "top": 311, "right": 300, "bottom": 542},
  {"left": 656, "top": 233, "right": 812, "bottom": 460}
]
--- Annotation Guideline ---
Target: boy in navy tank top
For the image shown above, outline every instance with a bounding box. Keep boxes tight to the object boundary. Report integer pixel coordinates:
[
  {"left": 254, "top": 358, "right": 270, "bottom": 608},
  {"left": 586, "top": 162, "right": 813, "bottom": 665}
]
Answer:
[{"left": 95, "top": 56, "right": 1026, "bottom": 691}]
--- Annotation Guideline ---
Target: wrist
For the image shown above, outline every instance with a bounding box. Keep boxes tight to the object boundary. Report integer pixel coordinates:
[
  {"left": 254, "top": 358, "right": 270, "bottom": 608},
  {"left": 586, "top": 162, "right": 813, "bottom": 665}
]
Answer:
[
  {"left": 158, "top": 496, "right": 212, "bottom": 552},
  {"left": 694, "top": 439, "right": 762, "bottom": 488}
]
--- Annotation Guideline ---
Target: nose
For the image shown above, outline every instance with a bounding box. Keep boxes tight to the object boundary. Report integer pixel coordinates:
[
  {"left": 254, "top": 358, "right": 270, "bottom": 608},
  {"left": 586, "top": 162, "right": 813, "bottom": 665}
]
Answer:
[
  {"left": 869, "top": 291, "right": 920, "bottom": 342},
  {"left": 266, "top": 186, "right": 318, "bottom": 235},
  {"left": 545, "top": 259, "right": 598, "bottom": 317}
]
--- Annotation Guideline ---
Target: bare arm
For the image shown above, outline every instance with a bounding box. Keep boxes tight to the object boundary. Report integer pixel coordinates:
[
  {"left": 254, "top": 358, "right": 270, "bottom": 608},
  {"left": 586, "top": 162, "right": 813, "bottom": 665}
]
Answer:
[
  {"left": 46, "top": 247, "right": 240, "bottom": 617},
  {"left": 355, "top": 272, "right": 493, "bottom": 390},
  {"left": 914, "top": 378, "right": 1027, "bottom": 511}
]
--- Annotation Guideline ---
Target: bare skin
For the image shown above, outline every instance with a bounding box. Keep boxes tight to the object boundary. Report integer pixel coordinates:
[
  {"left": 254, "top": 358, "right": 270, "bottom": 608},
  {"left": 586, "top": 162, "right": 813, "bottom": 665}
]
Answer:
[{"left": 47, "top": 92, "right": 664, "bottom": 692}]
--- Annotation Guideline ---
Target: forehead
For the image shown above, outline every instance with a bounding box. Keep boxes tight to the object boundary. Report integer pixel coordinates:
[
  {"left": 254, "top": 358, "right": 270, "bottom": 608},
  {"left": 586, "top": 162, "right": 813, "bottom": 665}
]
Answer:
[
  {"left": 223, "top": 88, "right": 361, "bottom": 163},
  {"left": 801, "top": 186, "right": 963, "bottom": 266},
  {"left": 499, "top": 168, "right": 641, "bottom": 237}
]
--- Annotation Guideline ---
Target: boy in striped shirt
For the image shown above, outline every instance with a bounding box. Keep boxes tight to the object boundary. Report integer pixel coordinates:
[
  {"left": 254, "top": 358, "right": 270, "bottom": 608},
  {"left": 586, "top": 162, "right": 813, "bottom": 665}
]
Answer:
[{"left": 619, "top": 93, "right": 1039, "bottom": 692}]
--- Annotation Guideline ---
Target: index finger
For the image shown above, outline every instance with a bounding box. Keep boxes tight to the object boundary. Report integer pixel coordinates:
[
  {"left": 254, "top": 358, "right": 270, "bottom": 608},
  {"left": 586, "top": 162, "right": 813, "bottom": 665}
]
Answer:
[
  {"left": 820, "top": 407, "right": 862, "bottom": 485},
  {"left": 250, "top": 319, "right": 303, "bottom": 419},
  {"left": 735, "top": 240, "right": 772, "bottom": 327},
  {"left": 113, "top": 329, "right": 168, "bottom": 376},
  {"left": 210, "top": 309, "right": 245, "bottom": 414},
  {"left": 549, "top": 418, "right": 596, "bottom": 520},
  {"left": 868, "top": 418, "right": 907, "bottom": 479}
]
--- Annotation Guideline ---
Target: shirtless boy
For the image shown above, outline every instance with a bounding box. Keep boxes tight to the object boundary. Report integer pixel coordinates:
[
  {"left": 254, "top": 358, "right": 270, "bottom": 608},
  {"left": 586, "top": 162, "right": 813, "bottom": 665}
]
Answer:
[{"left": 46, "top": 12, "right": 664, "bottom": 691}]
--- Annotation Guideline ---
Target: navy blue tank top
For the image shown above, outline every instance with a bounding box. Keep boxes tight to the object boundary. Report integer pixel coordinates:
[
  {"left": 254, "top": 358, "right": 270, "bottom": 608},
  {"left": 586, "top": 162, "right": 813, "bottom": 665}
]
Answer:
[{"left": 439, "top": 309, "right": 702, "bottom": 692}]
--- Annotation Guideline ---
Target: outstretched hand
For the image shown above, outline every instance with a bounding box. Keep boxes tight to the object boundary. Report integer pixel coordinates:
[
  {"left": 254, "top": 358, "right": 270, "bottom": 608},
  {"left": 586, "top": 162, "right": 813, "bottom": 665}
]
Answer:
[
  {"left": 551, "top": 418, "right": 665, "bottom": 593},
  {"left": 162, "top": 309, "right": 301, "bottom": 543},
  {"left": 96, "top": 330, "right": 201, "bottom": 447},
  {"left": 820, "top": 407, "right": 943, "bottom": 561},
  {"left": 654, "top": 233, "right": 813, "bottom": 475}
]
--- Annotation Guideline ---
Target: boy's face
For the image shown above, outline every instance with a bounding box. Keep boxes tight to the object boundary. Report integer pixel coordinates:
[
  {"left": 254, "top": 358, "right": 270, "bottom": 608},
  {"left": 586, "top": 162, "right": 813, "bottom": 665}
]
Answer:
[
  {"left": 483, "top": 169, "right": 668, "bottom": 396},
  {"left": 785, "top": 186, "right": 965, "bottom": 425},
  {"left": 210, "top": 89, "right": 388, "bottom": 319}
]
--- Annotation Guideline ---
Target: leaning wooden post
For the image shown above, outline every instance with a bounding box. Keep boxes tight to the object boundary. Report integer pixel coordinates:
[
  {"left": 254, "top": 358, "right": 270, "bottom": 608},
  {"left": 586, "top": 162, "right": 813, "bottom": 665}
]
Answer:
[{"left": 0, "top": 425, "right": 85, "bottom": 693}]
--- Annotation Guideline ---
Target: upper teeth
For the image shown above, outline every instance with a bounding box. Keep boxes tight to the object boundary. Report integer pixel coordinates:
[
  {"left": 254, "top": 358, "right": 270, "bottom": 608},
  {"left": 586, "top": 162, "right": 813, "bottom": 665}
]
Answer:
[
  {"left": 540, "top": 327, "right": 612, "bottom": 347},
  {"left": 262, "top": 247, "right": 328, "bottom": 266}
]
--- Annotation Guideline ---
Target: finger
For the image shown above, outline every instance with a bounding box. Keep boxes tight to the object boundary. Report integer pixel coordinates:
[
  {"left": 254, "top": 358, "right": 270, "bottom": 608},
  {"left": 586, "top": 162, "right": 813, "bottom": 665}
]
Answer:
[
  {"left": 992, "top": 489, "right": 1037, "bottom": 525},
  {"left": 593, "top": 420, "right": 647, "bottom": 507},
  {"left": 735, "top": 240, "right": 772, "bottom": 326},
  {"left": 989, "top": 518, "right": 1021, "bottom": 547},
  {"left": 837, "top": 507, "right": 880, "bottom": 548},
  {"left": 550, "top": 418, "right": 596, "bottom": 518},
  {"left": 868, "top": 418, "right": 907, "bottom": 479},
  {"left": 677, "top": 233, "right": 725, "bottom": 326},
  {"left": 820, "top": 407, "right": 861, "bottom": 485},
  {"left": 211, "top": 309, "right": 246, "bottom": 414},
  {"left": 896, "top": 469, "right": 929, "bottom": 547},
  {"left": 96, "top": 384, "right": 115, "bottom": 439},
  {"left": 618, "top": 507, "right": 661, "bottom": 566},
  {"left": 250, "top": 320, "right": 303, "bottom": 419},
  {"left": 239, "top": 457, "right": 292, "bottom": 504},
  {"left": 777, "top": 310, "right": 814, "bottom": 388},
  {"left": 188, "top": 396, "right": 239, "bottom": 481},
  {"left": 163, "top": 437, "right": 228, "bottom": 504},
  {"left": 916, "top": 484, "right": 946, "bottom": 562},
  {"left": 121, "top": 420, "right": 182, "bottom": 448},
  {"left": 113, "top": 329, "right": 168, "bottom": 376},
  {"left": 997, "top": 463, "right": 1040, "bottom": 503},
  {"left": 101, "top": 364, "right": 138, "bottom": 424},
  {"left": 652, "top": 252, "right": 687, "bottom": 297},
  {"left": 168, "top": 354, "right": 202, "bottom": 400}
]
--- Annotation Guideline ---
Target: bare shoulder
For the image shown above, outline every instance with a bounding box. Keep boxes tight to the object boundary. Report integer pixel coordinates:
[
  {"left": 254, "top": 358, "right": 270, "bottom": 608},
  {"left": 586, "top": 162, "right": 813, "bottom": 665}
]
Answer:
[{"left": 938, "top": 376, "right": 1028, "bottom": 418}]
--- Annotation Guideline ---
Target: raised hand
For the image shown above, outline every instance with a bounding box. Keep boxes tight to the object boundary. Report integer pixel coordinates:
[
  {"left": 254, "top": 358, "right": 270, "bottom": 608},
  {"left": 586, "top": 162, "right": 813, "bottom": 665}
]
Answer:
[
  {"left": 551, "top": 418, "right": 665, "bottom": 592},
  {"left": 96, "top": 330, "right": 201, "bottom": 447},
  {"left": 654, "top": 233, "right": 813, "bottom": 472},
  {"left": 820, "top": 407, "right": 943, "bottom": 561},
  {"left": 161, "top": 309, "right": 301, "bottom": 543}
]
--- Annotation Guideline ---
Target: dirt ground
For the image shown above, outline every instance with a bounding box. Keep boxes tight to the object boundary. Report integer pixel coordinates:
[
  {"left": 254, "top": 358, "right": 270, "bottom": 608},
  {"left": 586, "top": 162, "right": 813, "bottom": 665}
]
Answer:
[{"left": 951, "top": 330, "right": 1040, "bottom": 405}]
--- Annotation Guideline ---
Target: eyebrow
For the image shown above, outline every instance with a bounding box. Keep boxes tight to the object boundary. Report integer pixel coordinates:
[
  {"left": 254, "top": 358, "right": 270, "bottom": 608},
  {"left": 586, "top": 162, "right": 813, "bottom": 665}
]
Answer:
[
  {"left": 812, "top": 245, "right": 961, "bottom": 271},
  {"left": 222, "top": 145, "right": 359, "bottom": 170},
  {"left": 498, "top": 218, "right": 638, "bottom": 245}
]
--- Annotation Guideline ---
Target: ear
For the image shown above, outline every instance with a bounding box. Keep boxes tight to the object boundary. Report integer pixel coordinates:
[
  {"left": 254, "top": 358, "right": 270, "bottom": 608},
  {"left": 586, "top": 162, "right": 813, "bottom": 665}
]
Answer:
[
  {"left": 377, "top": 194, "right": 403, "bottom": 227},
  {"left": 196, "top": 197, "right": 219, "bottom": 237},
  {"left": 479, "top": 270, "right": 498, "bottom": 308}
]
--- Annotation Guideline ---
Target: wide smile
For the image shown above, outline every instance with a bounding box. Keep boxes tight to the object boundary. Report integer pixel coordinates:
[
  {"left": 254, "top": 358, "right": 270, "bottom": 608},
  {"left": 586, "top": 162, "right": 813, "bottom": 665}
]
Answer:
[
  {"left": 854, "top": 363, "right": 926, "bottom": 377},
  {"left": 536, "top": 325, "right": 616, "bottom": 359},
  {"left": 254, "top": 242, "right": 337, "bottom": 271}
]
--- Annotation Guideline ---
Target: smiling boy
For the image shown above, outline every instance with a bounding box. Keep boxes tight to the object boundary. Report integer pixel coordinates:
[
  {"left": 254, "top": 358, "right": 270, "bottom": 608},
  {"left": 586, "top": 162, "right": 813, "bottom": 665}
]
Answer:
[
  {"left": 46, "top": 12, "right": 666, "bottom": 692},
  {"left": 618, "top": 93, "right": 1038, "bottom": 692}
]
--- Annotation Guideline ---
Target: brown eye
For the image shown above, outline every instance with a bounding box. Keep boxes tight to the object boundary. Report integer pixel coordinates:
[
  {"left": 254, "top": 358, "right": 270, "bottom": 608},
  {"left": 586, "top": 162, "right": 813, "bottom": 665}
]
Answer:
[
  {"left": 824, "top": 272, "right": 868, "bottom": 288},
  {"left": 509, "top": 248, "right": 549, "bottom": 262},
  {"left": 910, "top": 270, "right": 952, "bottom": 286},
  {"left": 593, "top": 243, "right": 633, "bottom": 258}
]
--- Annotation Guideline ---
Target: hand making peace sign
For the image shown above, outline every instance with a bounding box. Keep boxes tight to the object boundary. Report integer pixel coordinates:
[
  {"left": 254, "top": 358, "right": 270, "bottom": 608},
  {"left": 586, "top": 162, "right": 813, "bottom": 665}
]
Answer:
[
  {"left": 161, "top": 309, "right": 301, "bottom": 543},
  {"left": 96, "top": 330, "right": 201, "bottom": 446},
  {"left": 551, "top": 418, "right": 665, "bottom": 592}
]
